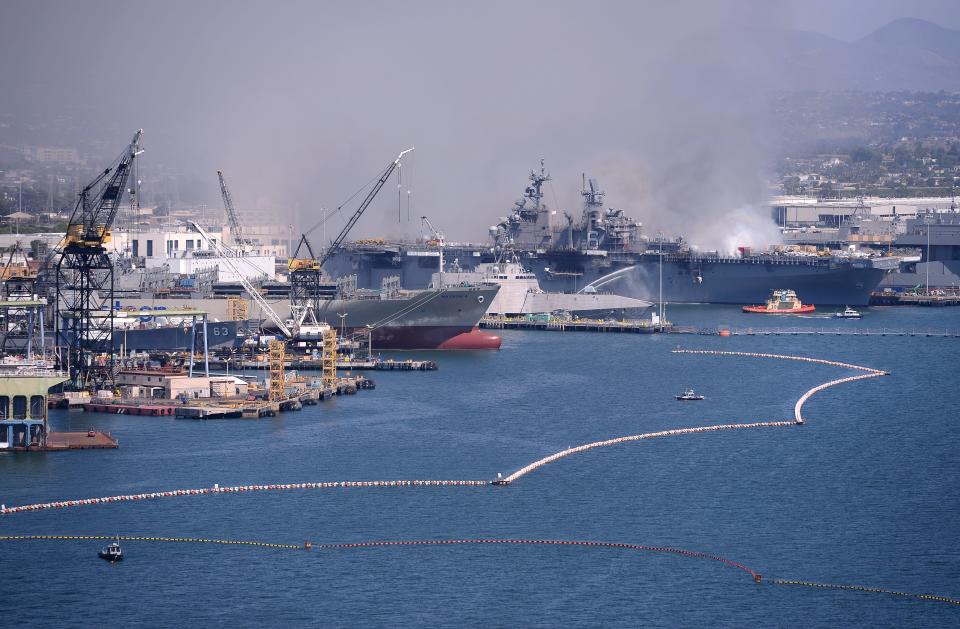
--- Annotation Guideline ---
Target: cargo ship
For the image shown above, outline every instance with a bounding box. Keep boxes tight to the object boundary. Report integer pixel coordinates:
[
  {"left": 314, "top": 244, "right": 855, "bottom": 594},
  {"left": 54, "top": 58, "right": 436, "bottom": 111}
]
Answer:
[{"left": 322, "top": 165, "right": 898, "bottom": 306}]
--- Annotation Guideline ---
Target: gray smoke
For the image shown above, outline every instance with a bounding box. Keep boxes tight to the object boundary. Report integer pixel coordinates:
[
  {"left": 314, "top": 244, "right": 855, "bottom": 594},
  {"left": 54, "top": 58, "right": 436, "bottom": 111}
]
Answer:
[{"left": 1, "top": 1, "right": 954, "bottom": 250}]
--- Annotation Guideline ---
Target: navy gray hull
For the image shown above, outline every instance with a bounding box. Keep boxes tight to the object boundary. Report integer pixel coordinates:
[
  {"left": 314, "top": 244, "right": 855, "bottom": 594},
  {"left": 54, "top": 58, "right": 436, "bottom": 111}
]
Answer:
[
  {"left": 116, "top": 284, "right": 499, "bottom": 350},
  {"left": 313, "top": 285, "right": 498, "bottom": 348},
  {"left": 527, "top": 254, "right": 888, "bottom": 306},
  {"left": 324, "top": 248, "right": 889, "bottom": 306},
  {"left": 113, "top": 321, "right": 245, "bottom": 352}
]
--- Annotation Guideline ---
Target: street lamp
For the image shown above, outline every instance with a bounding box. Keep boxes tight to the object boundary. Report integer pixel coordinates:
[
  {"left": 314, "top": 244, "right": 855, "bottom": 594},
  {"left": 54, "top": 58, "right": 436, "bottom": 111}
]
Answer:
[
  {"left": 657, "top": 231, "right": 664, "bottom": 327},
  {"left": 337, "top": 312, "right": 347, "bottom": 338},
  {"left": 925, "top": 211, "right": 933, "bottom": 295}
]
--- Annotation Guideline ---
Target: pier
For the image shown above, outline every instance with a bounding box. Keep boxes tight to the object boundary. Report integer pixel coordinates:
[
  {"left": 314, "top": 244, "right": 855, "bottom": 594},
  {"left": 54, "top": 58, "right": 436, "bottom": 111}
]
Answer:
[
  {"left": 203, "top": 356, "right": 438, "bottom": 372},
  {"left": 480, "top": 316, "right": 668, "bottom": 333},
  {"left": 70, "top": 375, "right": 373, "bottom": 420},
  {"left": 482, "top": 316, "right": 960, "bottom": 338},
  {"left": 676, "top": 326, "right": 960, "bottom": 337}
]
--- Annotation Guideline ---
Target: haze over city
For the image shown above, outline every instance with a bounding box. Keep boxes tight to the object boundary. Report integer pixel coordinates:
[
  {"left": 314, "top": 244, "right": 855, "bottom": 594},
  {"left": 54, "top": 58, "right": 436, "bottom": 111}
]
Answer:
[{"left": 3, "top": 0, "right": 960, "bottom": 248}]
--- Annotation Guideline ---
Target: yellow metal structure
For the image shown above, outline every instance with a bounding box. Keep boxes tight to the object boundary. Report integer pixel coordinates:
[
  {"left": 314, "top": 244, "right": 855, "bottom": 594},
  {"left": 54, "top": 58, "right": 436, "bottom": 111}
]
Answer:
[
  {"left": 65, "top": 224, "right": 113, "bottom": 248},
  {"left": 226, "top": 297, "right": 249, "bottom": 321},
  {"left": 288, "top": 258, "right": 321, "bottom": 272},
  {"left": 321, "top": 328, "right": 337, "bottom": 389},
  {"left": 268, "top": 340, "right": 286, "bottom": 402}
]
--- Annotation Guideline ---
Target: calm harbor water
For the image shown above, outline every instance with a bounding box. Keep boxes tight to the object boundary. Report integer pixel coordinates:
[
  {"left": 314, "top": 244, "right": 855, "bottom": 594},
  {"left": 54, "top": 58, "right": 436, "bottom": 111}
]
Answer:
[{"left": 2, "top": 304, "right": 959, "bottom": 627}]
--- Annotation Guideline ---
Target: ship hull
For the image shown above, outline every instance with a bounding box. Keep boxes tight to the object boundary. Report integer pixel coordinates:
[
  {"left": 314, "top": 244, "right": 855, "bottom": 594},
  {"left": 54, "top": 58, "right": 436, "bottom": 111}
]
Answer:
[
  {"left": 313, "top": 285, "right": 499, "bottom": 349},
  {"left": 115, "top": 284, "right": 500, "bottom": 351},
  {"left": 324, "top": 248, "right": 888, "bottom": 306},
  {"left": 112, "top": 321, "right": 245, "bottom": 352},
  {"left": 527, "top": 255, "right": 886, "bottom": 307}
]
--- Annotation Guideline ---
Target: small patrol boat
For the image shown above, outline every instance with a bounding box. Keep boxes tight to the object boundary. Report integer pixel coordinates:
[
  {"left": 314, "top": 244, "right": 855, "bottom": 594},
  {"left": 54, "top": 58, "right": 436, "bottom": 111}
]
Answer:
[
  {"left": 98, "top": 539, "right": 123, "bottom": 562},
  {"left": 675, "top": 389, "right": 704, "bottom": 401},
  {"left": 742, "top": 289, "right": 815, "bottom": 314},
  {"left": 833, "top": 306, "right": 862, "bottom": 319}
]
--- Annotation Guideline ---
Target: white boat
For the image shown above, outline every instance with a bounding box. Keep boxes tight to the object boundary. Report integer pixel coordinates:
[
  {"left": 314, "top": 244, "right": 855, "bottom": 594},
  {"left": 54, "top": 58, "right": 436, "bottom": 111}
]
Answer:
[{"left": 834, "top": 306, "right": 862, "bottom": 319}]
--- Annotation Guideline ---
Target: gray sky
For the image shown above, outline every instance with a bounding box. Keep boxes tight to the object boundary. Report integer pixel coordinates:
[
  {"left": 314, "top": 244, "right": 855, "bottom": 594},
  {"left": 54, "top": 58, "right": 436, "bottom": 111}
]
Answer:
[{"left": 2, "top": 0, "right": 958, "bottom": 248}]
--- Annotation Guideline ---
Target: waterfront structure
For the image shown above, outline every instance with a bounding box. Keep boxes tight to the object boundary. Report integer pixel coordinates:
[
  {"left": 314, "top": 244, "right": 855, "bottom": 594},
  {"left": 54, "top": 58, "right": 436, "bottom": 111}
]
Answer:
[{"left": 0, "top": 365, "right": 67, "bottom": 450}]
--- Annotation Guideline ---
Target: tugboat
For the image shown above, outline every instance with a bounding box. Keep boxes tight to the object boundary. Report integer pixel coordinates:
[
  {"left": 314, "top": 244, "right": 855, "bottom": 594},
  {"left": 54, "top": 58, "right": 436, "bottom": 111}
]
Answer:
[
  {"left": 834, "top": 306, "right": 862, "bottom": 319},
  {"left": 98, "top": 538, "right": 123, "bottom": 562},
  {"left": 675, "top": 389, "right": 704, "bottom": 401},
  {"left": 742, "top": 289, "right": 816, "bottom": 314}
]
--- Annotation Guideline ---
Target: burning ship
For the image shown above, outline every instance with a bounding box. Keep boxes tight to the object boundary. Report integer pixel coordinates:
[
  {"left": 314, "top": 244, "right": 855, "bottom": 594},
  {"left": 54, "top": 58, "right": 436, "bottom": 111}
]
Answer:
[{"left": 322, "top": 164, "right": 898, "bottom": 306}]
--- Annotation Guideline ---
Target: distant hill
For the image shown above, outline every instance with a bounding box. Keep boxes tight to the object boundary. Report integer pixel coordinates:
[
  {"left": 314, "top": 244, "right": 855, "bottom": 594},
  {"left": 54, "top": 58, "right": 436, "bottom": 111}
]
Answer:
[
  {"left": 776, "top": 18, "right": 960, "bottom": 91},
  {"left": 683, "top": 18, "right": 960, "bottom": 92}
]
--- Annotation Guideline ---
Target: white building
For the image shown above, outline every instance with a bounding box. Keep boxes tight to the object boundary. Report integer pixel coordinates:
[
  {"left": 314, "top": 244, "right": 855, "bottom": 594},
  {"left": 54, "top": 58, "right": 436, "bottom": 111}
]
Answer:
[{"left": 110, "top": 225, "right": 276, "bottom": 282}]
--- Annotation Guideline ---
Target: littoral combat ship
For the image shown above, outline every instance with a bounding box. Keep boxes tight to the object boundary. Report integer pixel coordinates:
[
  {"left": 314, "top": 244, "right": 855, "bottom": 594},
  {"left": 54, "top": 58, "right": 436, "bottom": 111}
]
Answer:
[{"left": 323, "top": 164, "right": 897, "bottom": 306}]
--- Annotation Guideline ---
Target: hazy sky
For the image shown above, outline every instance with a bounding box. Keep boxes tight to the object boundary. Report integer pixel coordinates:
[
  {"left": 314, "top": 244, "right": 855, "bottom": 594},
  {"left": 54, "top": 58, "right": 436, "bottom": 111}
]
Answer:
[{"left": 2, "top": 0, "right": 959, "bottom": 248}]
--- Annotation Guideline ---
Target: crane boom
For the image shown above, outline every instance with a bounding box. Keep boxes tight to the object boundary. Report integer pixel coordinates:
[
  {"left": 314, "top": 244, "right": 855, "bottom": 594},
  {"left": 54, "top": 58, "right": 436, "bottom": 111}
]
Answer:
[
  {"left": 64, "top": 129, "right": 143, "bottom": 249},
  {"left": 318, "top": 147, "right": 414, "bottom": 267},
  {"left": 188, "top": 221, "right": 292, "bottom": 337},
  {"left": 217, "top": 170, "right": 247, "bottom": 248}
]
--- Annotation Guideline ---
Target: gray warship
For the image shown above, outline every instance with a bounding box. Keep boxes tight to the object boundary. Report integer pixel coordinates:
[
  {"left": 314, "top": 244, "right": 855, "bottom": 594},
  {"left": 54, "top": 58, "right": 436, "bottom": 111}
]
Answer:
[
  {"left": 323, "top": 164, "right": 897, "bottom": 306},
  {"left": 114, "top": 279, "right": 501, "bottom": 350}
]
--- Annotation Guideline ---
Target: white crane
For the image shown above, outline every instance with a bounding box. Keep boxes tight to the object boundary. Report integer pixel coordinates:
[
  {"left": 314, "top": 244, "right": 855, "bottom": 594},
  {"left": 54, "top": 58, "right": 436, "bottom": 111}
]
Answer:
[
  {"left": 187, "top": 220, "right": 292, "bottom": 338},
  {"left": 420, "top": 215, "right": 445, "bottom": 288}
]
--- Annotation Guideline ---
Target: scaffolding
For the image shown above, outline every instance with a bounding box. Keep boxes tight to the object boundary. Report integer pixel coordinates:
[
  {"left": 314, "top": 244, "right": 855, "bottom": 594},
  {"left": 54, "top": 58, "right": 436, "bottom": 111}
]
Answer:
[
  {"left": 268, "top": 339, "right": 285, "bottom": 402},
  {"left": 322, "top": 328, "right": 337, "bottom": 389},
  {"left": 226, "top": 297, "right": 249, "bottom": 321}
]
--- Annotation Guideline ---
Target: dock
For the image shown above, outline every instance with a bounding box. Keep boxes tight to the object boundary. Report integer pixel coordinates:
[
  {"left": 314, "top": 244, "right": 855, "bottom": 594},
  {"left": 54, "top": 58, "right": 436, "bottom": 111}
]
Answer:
[
  {"left": 480, "top": 316, "right": 669, "bottom": 333},
  {"left": 670, "top": 326, "right": 960, "bottom": 338},
  {"left": 479, "top": 316, "right": 960, "bottom": 339},
  {"left": 70, "top": 375, "right": 374, "bottom": 420},
  {"left": 870, "top": 292, "right": 960, "bottom": 306},
  {"left": 41, "top": 431, "right": 118, "bottom": 450},
  {"left": 203, "top": 357, "right": 438, "bottom": 372}
]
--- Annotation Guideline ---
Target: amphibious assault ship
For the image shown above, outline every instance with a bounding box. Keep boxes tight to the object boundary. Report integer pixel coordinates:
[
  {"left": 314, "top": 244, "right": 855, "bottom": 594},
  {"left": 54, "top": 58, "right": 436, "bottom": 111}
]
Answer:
[{"left": 323, "top": 164, "right": 897, "bottom": 306}]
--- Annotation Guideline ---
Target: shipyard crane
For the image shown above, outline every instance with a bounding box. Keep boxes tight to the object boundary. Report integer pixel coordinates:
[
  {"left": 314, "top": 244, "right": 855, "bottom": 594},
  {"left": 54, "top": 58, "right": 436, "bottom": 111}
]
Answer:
[
  {"left": 55, "top": 130, "right": 143, "bottom": 390},
  {"left": 315, "top": 147, "right": 414, "bottom": 267},
  {"left": 286, "top": 233, "right": 326, "bottom": 336},
  {"left": 187, "top": 221, "right": 293, "bottom": 338},
  {"left": 289, "top": 234, "right": 322, "bottom": 307},
  {"left": 420, "top": 215, "right": 446, "bottom": 287},
  {"left": 217, "top": 170, "right": 250, "bottom": 250}
]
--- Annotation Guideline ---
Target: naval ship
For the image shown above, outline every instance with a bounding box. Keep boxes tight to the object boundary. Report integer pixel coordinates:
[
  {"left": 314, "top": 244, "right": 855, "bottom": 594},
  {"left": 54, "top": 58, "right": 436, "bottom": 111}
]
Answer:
[
  {"left": 115, "top": 279, "right": 501, "bottom": 351},
  {"left": 322, "top": 165, "right": 898, "bottom": 306}
]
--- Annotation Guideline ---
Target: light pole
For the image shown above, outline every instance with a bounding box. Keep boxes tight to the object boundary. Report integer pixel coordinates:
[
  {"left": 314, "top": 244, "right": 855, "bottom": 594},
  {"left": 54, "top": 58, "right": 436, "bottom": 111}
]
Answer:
[
  {"left": 366, "top": 324, "right": 374, "bottom": 357},
  {"left": 925, "top": 211, "right": 932, "bottom": 295},
  {"left": 657, "top": 231, "right": 664, "bottom": 327},
  {"left": 337, "top": 312, "right": 347, "bottom": 338}
]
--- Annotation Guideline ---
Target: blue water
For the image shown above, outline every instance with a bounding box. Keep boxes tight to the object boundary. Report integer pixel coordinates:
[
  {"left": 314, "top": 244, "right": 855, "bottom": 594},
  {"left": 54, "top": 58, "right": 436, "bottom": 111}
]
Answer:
[{"left": 2, "top": 305, "right": 959, "bottom": 627}]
